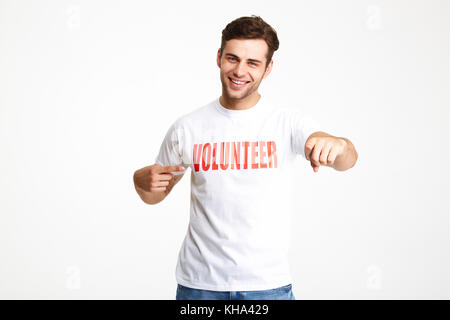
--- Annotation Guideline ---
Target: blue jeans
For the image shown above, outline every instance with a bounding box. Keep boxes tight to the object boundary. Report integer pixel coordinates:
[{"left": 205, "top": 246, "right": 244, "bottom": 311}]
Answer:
[{"left": 176, "top": 283, "right": 296, "bottom": 300}]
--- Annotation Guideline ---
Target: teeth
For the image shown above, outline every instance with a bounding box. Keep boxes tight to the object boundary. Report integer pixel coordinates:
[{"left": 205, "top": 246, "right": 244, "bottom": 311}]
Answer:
[{"left": 231, "top": 78, "right": 246, "bottom": 85}]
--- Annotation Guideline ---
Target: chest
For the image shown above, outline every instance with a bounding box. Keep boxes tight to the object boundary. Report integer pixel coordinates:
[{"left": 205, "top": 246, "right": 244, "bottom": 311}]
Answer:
[{"left": 180, "top": 117, "right": 293, "bottom": 176}]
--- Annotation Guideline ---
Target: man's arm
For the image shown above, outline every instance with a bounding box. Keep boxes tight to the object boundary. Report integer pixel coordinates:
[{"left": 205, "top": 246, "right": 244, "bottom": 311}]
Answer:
[{"left": 305, "top": 131, "right": 358, "bottom": 172}]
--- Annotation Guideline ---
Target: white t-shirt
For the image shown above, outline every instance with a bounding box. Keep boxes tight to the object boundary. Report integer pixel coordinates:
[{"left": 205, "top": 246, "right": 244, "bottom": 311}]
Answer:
[{"left": 155, "top": 94, "right": 321, "bottom": 291}]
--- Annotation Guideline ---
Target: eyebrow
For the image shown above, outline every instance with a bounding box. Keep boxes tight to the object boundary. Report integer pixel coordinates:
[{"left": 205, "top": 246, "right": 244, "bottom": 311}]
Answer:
[{"left": 225, "top": 53, "right": 263, "bottom": 64}]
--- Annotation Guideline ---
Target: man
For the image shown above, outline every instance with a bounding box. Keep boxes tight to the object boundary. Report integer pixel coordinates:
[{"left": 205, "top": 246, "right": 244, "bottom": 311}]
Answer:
[{"left": 133, "top": 15, "right": 358, "bottom": 300}]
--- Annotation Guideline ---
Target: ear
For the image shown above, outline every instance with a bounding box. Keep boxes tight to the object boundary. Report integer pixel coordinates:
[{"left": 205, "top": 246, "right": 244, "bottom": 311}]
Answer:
[
  {"left": 217, "top": 48, "right": 222, "bottom": 68},
  {"left": 262, "top": 59, "right": 273, "bottom": 79}
]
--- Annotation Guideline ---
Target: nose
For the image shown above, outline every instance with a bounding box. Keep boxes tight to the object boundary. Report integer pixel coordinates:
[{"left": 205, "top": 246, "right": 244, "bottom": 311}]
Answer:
[{"left": 233, "top": 61, "right": 246, "bottom": 78}]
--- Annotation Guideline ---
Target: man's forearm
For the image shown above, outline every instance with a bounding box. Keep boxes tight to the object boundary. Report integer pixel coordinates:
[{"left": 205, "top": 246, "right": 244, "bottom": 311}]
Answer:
[
  {"left": 330, "top": 137, "right": 358, "bottom": 171},
  {"left": 133, "top": 171, "right": 166, "bottom": 205},
  {"left": 135, "top": 184, "right": 165, "bottom": 205}
]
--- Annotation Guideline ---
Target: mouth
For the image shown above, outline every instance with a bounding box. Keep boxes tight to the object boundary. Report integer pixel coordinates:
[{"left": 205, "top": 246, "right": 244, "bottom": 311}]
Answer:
[{"left": 228, "top": 77, "right": 250, "bottom": 89}]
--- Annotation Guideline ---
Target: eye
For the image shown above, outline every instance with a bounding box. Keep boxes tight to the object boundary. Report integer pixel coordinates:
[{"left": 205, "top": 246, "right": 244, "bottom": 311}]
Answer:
[
  {"left": 229, "top": 57, "right": 237, "bottom": 61},
  {"left": 249, "top": 62, "right": 257, "bottom": 66}
]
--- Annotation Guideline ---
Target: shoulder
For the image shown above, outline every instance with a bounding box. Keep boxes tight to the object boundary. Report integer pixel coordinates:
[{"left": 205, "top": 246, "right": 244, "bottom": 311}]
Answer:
[
  {"left": 172, "top": 99, "right": 216, "bottom": 127},
  {"left": 264, "top": 103, "right": 305, "bottom": 123},
  {"left": 275, "top": 105, "right": 316, "bottom": 124},
  {"left": 262, "top": 96, "right": 303, "bottom": 117}
]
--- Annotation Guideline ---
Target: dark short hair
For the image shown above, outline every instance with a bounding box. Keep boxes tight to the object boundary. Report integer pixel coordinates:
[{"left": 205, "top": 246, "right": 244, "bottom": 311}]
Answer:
[{"left": 220, "top": 15, "right": 280, "bottom": 69}]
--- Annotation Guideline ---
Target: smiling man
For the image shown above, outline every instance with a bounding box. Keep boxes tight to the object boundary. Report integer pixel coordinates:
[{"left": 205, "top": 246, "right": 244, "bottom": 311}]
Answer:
[
  {"left": 133, "top": 15, "right": 358, "bottom": 300},
  {"left": 218, "top": 37, "right": 270, "bottom": 109}
]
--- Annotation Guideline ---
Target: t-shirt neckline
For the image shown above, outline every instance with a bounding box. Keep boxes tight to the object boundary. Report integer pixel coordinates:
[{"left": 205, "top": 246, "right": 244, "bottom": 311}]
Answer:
[{"left": 213, "top": 95, "right": 267, "bottom": 118}]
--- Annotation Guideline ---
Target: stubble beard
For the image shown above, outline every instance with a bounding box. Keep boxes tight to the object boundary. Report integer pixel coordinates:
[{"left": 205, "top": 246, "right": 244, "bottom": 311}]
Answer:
[{"left": 220, "top": 73, "right": 260, "bottom": 102}]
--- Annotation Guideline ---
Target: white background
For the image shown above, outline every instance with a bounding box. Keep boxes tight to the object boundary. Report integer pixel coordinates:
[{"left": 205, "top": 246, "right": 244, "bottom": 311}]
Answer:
[{"left": 1, "top": 0, "right": 449, "bottom": 299}]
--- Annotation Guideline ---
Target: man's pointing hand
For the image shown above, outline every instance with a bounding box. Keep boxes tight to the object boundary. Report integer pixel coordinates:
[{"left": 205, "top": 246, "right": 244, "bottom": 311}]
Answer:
[
  {"left": 147, "top": 164, "right": 185, "bottom": 193},
  {"left": 304, "top": 132, "right": 347, "bottom": 172}
]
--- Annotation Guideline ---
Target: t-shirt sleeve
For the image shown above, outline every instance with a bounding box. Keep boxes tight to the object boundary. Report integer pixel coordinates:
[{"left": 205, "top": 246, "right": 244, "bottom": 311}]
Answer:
[
  {"left": 290, "top": 109, "right": 321, "bottom": 159},
  {"left": 154, "top": 121, "right": 187, "bottom": 170}
]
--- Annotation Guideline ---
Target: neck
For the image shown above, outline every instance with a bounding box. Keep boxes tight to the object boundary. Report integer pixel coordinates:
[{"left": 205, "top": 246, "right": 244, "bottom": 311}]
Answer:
[{"left": 220, "top": 92, "right": 261, "bottom": 110}]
